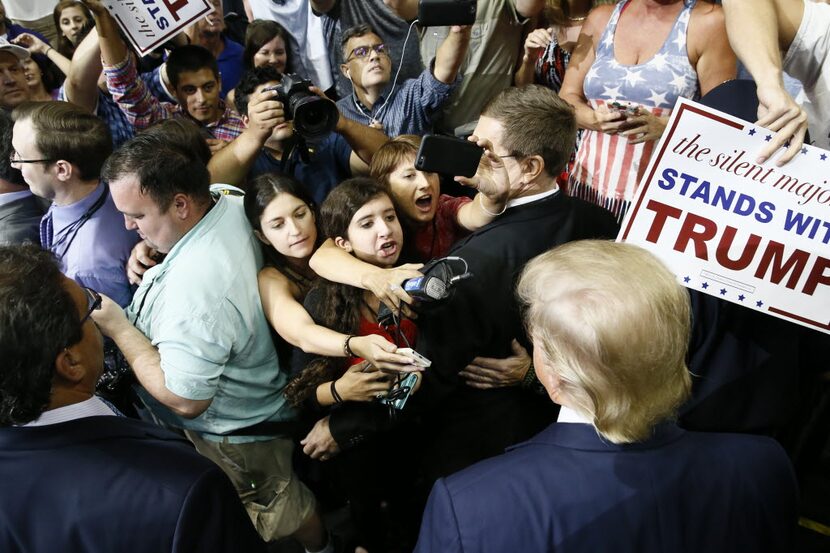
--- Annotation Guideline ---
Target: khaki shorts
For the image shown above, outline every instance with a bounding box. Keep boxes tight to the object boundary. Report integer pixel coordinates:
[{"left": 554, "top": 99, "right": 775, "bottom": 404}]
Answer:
[{"left": 185, "top": 431, "right": 317, "bottom": 541}]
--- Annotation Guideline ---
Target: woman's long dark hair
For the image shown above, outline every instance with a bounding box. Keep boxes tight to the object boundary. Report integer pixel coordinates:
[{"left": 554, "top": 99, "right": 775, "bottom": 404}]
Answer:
[
  {"left": 242, "top": 19, "right": 292, "bottom": 71},
  {"left": 53, "top": 1, "right": 93, "bottom": 59},
  {"left": 244, "top": 172, "right": 320, "bottom": 277},
  {"left": 284, "top": 178, "right": 393, "bottom": 406}
]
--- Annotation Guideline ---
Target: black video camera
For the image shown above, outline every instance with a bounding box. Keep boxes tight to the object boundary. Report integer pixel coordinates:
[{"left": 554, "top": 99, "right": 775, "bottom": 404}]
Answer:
[{"left": 271, "top": 74, "right": 339, "bottom": 144}]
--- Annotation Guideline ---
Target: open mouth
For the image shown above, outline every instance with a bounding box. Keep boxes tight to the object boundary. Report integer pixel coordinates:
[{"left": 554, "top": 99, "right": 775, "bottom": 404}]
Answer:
[
  {"left": 414, "top": 193, "right": 433, "bottom": 212},
  {"left": 378, "top": 240, "right": 398, "bottom": 257}
]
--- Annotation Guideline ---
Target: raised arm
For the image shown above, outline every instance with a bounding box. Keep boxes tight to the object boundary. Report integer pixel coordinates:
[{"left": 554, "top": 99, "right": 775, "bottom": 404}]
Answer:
[
  {"left": 433, "top": 26, "right": 472, "bottom": 84},
  {"left": 383, "top": 0, "right": 418, "bottom": 21},
  {"left": 309, "top": 238, "right": 423, "bottom": 311},
  {"left": 84, "top": 0, "right": 166, "bottom": 130},
  {"left": 258, "top": 267, "right": 415, "bottom": 370},
  {"left": 208, "top": 88, "right": 283, "bottom": 184},
  {"left": 722, "top": 0, "right": 806, "bottom": 165},
  {"left": 12, "top": 33, "right": 71, "bottom": 76},
  {"left": 62, "top": 26, "right": 103, "bottom": 112},
  {"left": 514, "top": 26, "right": 552, "bottom": 87}
]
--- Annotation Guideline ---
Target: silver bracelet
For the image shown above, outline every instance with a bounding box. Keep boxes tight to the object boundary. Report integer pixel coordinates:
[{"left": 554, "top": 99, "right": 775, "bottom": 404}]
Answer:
[{"left": 478, "top": 194, "right": 507, "bottom": 217}]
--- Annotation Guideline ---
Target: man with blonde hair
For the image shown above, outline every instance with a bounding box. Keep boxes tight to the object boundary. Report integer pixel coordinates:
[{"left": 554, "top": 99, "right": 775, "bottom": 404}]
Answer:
[{"left": 415, "top": 240, "right": 799, "bottom": 553}]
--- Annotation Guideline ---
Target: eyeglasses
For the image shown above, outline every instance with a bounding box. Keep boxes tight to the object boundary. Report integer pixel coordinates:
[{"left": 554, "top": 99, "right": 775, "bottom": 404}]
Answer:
[
  {"left": 9, "top": 148, "right": 54, "bottom": 165},
  {"left": 80, "top": 287, "right": 102, "bottom": 325},
  {"left": 346, "top": 43, "right": 388, "bottom": 62}
]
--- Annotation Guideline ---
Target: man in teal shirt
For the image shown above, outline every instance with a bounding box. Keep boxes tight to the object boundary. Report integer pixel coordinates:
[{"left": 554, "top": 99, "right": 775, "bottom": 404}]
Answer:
[{"left": 92, "top": 120, "right": 331, "bottom": 553}]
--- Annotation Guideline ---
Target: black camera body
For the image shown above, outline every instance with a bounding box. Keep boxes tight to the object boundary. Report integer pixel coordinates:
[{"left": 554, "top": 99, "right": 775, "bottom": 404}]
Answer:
[{"left": 271, "top": 74, "right": 339, "bottom": 144}]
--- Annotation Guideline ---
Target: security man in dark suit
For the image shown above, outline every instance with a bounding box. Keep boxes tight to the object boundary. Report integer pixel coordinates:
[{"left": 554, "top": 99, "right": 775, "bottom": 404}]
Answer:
[
  {"left": 0, "top": 245, "right": 265, "bottom": 553},
  {"left": 412, "top": 85, "right": 620, "bottom": 478}
]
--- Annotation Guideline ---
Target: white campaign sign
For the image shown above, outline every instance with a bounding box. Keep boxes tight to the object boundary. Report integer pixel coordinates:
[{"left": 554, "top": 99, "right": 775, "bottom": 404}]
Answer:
[
  {"left": 619, "top": 98, "right": 830, "bottom": 335},
  {"left": 104, "top": 0, "right": 213, "bottom": 56}
]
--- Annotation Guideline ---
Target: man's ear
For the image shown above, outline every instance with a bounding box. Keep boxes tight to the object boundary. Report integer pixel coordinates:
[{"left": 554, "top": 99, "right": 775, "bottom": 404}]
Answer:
[
  {"left": 334, "top": 235, "right": 352, "bottom": 252},
  {"left": 54, "top": 348, "right": 84, "bottom": 385},
  {"left": 340, "top": 64, "right": 351, "bottom": 79},
  {"left": 520, "top": 155, "right": 545, "bottom": 185},
  {"left": 242, "top": 114, "right": 250, "bottom": 128},
  {"left": 172, "top": 193, "right": 191, "bottom": 220},
  {"left": 53, "top": 160, "right": 74, "bottom": 183}
]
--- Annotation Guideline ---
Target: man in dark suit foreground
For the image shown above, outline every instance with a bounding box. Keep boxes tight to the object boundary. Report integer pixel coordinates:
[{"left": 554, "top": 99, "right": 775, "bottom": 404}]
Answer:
[
  {"left": 0, "top": 245, "right": 265, "bottom": 553},
  {"left": 415, "top": 241, "right": 799, "bottom": 553}
]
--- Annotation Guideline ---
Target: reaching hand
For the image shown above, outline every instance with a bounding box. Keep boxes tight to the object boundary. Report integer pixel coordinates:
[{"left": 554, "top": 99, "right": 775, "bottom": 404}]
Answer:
[
  {"left": 80, "top": 0, "right": 111, "bottom": 19},
  {"left": 300, "top": 416, "right": 341, "bottom": 461},
  {"left": 524, "top": 27, "right": 553, "bottom": 58},
  {"left": 459, "top": 339, "right": 531, "bottom": 390},
  {"left": 89, "top": 293, "right": 131, "bottom": 338},
  {"left": 454, "top": 135, "right": 512, "bottom": 203},
  {"left": 754, "top": 83, "right": 808, "bottom": 166},
  {"left": 246, "top": 86, "right": 286, "bottom": 141},
  {"left": 334, "top": 361, "right": 395, "bottom": 402},
  {"left": 361, "top": 263, "right": 423, "bottom": 314},
  {"left": 12, "top": 33, "right": 50, "bottom": 55},
  {"left": 348, "top": 334, "right": 424, "bottom": 372}
]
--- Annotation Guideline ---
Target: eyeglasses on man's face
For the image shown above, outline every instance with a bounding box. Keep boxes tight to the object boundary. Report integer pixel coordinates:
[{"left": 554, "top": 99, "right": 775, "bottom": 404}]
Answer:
[
  {"left": 346, "top": 43, "right": 388, "bottom": 62},
  {"left": 9, "top": 148, "right": 54, "bottom": 166}
]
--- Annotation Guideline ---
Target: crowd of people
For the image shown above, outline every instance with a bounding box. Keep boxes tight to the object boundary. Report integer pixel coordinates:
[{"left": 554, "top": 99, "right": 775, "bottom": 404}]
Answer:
[{"left": 0, "top": 0, "right": 827, "bottom": 552}]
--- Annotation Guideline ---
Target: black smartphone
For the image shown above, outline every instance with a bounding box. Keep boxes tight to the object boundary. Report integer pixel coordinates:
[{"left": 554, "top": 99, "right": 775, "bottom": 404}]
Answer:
[
  {"left": 415, "top": 135, "right": 483, "bottom": 178},
  {"left": 418, "top": 0, "right": 477, "bottom": 27}
]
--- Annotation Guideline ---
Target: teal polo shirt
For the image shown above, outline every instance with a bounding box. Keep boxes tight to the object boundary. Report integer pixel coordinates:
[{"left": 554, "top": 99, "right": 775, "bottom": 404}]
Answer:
[{"left": 127, "top": 193, "right": 294, "bottom": 441}]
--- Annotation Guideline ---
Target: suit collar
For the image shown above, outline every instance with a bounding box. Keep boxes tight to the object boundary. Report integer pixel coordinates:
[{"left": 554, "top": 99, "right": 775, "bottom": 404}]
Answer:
[
  {"left": 0, "top": 416, "right": 191, "bottom": 450},
  {"left": 450, "top": 191, "right": 566, "bottom": 252},
  {"left": 508, "top": 420, "right": 687, "bottom": 453}
]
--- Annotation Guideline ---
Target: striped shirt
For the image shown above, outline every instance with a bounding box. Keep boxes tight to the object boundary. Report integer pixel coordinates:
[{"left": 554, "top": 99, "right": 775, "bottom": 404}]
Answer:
[
  {"left": 104, "top": 55, "right": 245, "bottom": 142},
  {"left": 569, "top": 0, "right": 699, "bottom": 223}
]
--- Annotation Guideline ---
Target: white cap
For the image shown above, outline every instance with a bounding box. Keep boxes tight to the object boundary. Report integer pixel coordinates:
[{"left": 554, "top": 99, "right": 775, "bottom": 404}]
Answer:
[{"left": 0, "top": 37, "right": 30, "bottom": 61}]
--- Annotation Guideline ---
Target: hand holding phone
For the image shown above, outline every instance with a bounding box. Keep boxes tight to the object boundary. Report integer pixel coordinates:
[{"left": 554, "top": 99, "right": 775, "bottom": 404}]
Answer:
[{"left": 415, "top": 134, "right": 483, "bottom": 177}]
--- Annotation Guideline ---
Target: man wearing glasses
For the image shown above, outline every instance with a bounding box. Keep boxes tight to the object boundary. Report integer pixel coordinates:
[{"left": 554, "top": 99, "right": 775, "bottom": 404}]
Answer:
[
  {"left": 10, "top": 101, "right": 139, "bottom": 307},
  {"left": 0, "top": 245, "right": 266, "bottom": 553},
  {"left": 335, "top": 22, "right": 470, "bottom": 137}
]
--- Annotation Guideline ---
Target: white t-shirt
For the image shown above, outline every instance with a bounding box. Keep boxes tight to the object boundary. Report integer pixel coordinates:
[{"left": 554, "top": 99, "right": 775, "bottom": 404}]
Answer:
[
  {"left": 4, "top": 0, "right": 57, "bottom": 21},
  {"left": 247, "top": 0, "right": 333, "bottom": 90},
  {"left": 783, "top": 0, "right": 830, "bottom": 151}
]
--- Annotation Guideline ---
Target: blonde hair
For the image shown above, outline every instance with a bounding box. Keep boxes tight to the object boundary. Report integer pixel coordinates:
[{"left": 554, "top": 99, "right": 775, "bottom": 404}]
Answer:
[
  {"left": 369, "top": 134, "right": 421, "bottom": 187},
  {"left": 517, "top": 240, "right": 692, "bottom": 444}
]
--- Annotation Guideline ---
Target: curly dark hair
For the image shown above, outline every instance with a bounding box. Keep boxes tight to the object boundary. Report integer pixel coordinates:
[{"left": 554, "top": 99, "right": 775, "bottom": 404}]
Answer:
[
  {"left": 0, "top": 245, "right": 82, "bottom": 426},
  {"left": 283, "top": 178, "right": 391, "bottom": 406}
]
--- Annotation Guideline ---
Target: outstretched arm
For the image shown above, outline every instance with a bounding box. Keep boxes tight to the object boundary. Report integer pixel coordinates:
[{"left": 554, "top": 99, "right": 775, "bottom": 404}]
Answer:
[
  {"left": 62, "top": 26, "right": 103, "bottom": 112},
  {"left": 433, "top": 26, "right": 471, "bottom": 84},
  {"left": 722, "top": 0, "right": 806, "bottom": 165}
]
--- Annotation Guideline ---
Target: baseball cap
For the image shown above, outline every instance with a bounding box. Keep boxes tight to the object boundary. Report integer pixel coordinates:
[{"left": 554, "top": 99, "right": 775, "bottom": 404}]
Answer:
[{"left": 0, "top": 37, "right": 30, "bottom": 61}]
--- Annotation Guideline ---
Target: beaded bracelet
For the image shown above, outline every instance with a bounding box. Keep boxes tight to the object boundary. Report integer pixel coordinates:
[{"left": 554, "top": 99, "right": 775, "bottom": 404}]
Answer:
[{"left": 343, "top": 335, "right": 356, "bottom": 357}]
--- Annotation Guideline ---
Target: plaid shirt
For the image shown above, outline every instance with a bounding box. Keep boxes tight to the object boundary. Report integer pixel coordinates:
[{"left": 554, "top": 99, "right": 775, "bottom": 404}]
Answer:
[{"left": 103, "top": 55, "right": 245, "bottom": 142}]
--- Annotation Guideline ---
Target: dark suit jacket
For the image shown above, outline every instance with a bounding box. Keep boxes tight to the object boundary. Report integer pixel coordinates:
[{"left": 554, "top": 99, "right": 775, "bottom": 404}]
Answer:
[
  {"left": 0, "top": 193, "right": 44, "bottom": 245},
  {"left": 0, "top": 416, "right": 265, "bottom": 553},
  {"left": 412, "top": 192, "right": 619, "bottom": 476},
  {"left": 415, "top": 422, "right": 799, "bottom": 553}
]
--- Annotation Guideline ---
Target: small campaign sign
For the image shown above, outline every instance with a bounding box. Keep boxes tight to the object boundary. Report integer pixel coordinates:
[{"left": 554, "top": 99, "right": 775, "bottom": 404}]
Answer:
[
  {"left": 104, "top": 0, "right": 213, "bottom": 56},
  {"left": 619, "top": 97, "right": 830, "bottom": 335}
]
